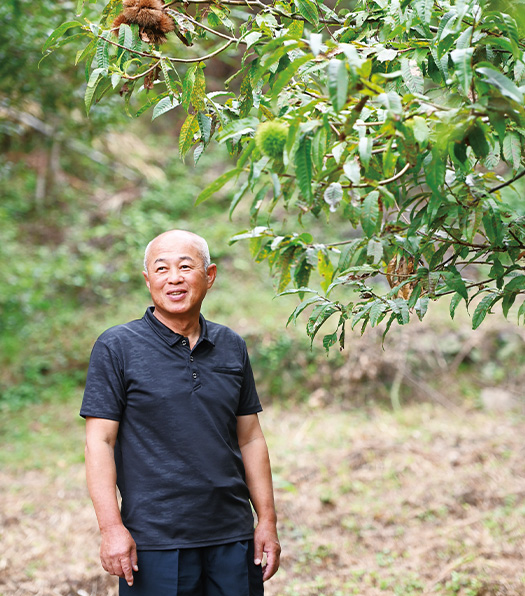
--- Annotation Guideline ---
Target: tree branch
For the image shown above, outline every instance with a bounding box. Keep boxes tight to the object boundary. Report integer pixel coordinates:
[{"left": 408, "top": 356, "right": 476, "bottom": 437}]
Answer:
[{"left": 489, "top": 169, "right": 525, "bottom": 193}]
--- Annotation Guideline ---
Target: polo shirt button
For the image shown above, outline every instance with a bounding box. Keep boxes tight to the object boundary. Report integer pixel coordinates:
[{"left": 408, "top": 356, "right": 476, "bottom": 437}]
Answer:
[
  {"left": 190, "top": 356, "right": 194, "bottom": 362},
  {"left": 181, "top": 340, "right": 187, "bottom": 346},
  {"left": 192, "top": 372, "right": 197, "bottom": 379}
]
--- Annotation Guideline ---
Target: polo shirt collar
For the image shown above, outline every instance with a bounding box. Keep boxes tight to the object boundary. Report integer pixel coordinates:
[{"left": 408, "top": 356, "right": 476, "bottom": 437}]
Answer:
[{"left": 143, "top": 307, "right": 215, "bottom": 347}]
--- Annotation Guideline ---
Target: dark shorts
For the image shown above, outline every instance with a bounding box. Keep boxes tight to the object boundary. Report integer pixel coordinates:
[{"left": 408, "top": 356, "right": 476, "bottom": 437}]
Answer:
[{"left": 119, "top": 540, "right": 264, "bottom": 596}]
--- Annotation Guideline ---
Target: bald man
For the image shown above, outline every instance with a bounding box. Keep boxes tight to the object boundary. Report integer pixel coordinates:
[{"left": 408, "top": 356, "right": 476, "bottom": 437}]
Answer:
[{"left": 81, "top": 230, "right": 280, "bottom": 596}]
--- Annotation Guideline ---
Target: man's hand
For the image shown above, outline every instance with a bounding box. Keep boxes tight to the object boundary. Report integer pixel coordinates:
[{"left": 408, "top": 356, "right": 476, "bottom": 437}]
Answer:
[
  {"left": 100, "top": 524, "right": 138, "bottom": 586},
  {"left": 254, "top": 519, "right": 281, "bottom": 582}
]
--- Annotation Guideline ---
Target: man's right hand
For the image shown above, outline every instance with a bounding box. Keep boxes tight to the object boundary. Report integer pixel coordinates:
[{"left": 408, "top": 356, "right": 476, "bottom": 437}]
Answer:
[{"left": 100, "top": 524, "right": 138, "bottom": 586}]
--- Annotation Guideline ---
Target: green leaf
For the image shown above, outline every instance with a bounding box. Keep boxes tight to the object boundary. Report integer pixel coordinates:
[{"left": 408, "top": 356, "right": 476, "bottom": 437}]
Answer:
[
  {"left": 361, "top": 191, "right": 380, "bottom": 238},
  {"left": 359, "top": 136, "right": 372, "bottom": 169},
  {"left": 196, "top": 168, "right": 242, "bottom": 205},
  {"left": 518, "top": 300, "right": 525, "bottom": 324},
  {"left": 286, "top": 295, "right": 323, "bottom": 326},
  {"left": 307, "top": 303, "right": 338, "bottom": 342},
  {"left": 197, "top": 112, "right": 212, "bottom": 145},
  {"left": 472, "top": 293, "right": 500, "bottom": 329},
  {"left": 294, "top": 0, "right": 319, "bottom": 26},
  {"left": 504, "top": 275, "right": 525, "bottom": 293},
  {"left": 327, "top": 59, "right": 349, "bottom": 113},
  {"left": 277, "top": 248, "right": 296, "bottom": 293},
  {"left": 75, "top": 38, "right": 97, "bottom": 66},
  {"left": 476, "top": 66, "right": 524, "bottom": 104},
  {"left": 295, "top": 134, "right": 313, "bottom": 202},
  {"left": 449, "top": 292, "right": 463, "bottom": 319},
  {"left": 317, "top": 249, "right": 334, "bottom": 292},
  {"left": 502, "top": 290, "right": 517, "bottom": 319},
  {"left": 324, "top": 182, "right": 343, "bottom": 212},
  {"left": 43, "top": 21, "right": 82, "bottom": 53},
  {"left": 369, "top": 300, "right": 388, "bottom": 327},
  {"left": 388, "top": 298, "right": 410, "bottom": 324},
  {"left": 443, "top": 269, "right": 468, "bottom": 301},
  {"left": 179, "top": 113, "right": 200, "bottom": 158},
  {"left": 272, "top": 54, "right": 312, "bottom": 98},
  {"left": 182, "top": 64, "right": 197, "bottom": 111},
  {"left": 192, "top": 64, "right": 206, "bottom": 112},
  {"left": 415, "top": 297, "right": 429, "bottom": 321},
  {"left": 400, "top": 57, "right": 423, "bottom": 94},
  {"left": 450, "top": 48, "right": 474, "bottom": 96},
  {"left": 503, "top": 131, "right": 521, "bottom": 171},
  {"left": 152, "top": 96, "right": 180, "bottom": 121},
  {"left": 323, "top": 332, "right": 338, "bottom": 352}
]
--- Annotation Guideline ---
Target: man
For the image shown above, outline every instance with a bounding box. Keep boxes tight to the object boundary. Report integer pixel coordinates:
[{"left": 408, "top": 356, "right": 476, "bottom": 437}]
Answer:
[{"left": 80, "top": 230, "right": 280, "bottom": 595}]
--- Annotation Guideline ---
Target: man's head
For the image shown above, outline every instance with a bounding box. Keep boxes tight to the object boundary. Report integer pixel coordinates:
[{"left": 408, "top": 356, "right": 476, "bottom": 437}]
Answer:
[
  {"left": 144, "top": 230, "right": 211, "bottom": 274},
  {"left": 142, "top": 230, "right": 217, "bottom": 324}
]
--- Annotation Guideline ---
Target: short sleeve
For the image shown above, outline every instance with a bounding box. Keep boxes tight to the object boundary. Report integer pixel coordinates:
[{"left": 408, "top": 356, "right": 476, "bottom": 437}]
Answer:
[
  {"left": 236, "top": 340, "right": 262, "bottom": 416},
  {"left": 80, "top": 338, "right": 127, "bottom": 420}
]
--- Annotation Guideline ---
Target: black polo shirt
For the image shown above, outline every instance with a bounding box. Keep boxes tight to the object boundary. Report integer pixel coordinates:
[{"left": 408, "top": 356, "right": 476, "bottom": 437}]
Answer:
[{"left": 80, "top": 307, "right": 262, "bottom": 550}]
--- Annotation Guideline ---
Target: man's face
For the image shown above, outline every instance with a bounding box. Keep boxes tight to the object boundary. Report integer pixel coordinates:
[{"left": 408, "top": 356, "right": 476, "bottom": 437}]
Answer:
[{"left": 143, "top": 232, "right": 216, "bottom": 322}]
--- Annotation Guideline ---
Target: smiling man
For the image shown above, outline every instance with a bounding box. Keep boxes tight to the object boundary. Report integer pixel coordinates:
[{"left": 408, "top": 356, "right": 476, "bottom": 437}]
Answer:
[{"left": 80, "top": 230, "right": 280, "bottom": 596}]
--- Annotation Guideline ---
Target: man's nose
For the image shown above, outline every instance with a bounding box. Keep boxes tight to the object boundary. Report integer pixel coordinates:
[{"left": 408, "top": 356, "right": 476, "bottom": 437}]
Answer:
[{"left": 167, "top": 267, "right": 183, "bottom": 282}]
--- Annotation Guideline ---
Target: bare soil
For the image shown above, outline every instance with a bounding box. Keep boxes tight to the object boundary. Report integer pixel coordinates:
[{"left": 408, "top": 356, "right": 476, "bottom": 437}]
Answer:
[{"left": 1, "top": 403, "right": 525, "bottom": 596}]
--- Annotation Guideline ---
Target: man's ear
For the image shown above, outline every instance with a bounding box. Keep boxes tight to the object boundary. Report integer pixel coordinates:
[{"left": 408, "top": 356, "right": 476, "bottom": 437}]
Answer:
[
  {"left": 142, "top": 270, "right": 150, "bottom": 290},
  {"left": 206, "top": 263, "right": 217, "bottom": 288}
]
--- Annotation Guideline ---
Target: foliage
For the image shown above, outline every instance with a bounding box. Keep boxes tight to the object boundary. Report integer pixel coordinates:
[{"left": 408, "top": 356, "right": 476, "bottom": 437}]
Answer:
[{"left": 48, "top": 0, "right": 525, "bottom": 348}]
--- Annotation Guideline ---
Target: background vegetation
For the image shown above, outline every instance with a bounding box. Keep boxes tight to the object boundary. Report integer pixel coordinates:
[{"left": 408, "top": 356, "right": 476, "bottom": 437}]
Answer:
[{"left": 1, "top": 1, "right": 525, "bottom": 594}]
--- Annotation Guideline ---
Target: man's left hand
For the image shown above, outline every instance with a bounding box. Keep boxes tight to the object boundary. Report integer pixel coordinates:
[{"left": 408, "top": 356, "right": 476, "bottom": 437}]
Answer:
[{"left": 253, "top": 520, "right": 281, "bottom": 581}]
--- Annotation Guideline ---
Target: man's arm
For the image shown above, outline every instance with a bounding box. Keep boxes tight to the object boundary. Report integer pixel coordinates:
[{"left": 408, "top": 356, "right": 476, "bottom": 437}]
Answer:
[
  {"left": 85, "top": 417, "right": 138, "bottom": 587},
  {"left": 237, "top": 413, "right": 280, "bottom": 582}
]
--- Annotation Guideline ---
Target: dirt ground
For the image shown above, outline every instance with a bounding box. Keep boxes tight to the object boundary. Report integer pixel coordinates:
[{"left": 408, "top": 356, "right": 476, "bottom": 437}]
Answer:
[{"left": 1, "top": 403, "right": 525, "bottom": 596}]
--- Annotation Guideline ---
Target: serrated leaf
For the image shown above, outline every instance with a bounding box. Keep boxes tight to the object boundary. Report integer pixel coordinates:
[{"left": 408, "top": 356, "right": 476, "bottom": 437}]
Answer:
[
  {"left": 472, "top": 293, "right": 500, "bottom": 329},
  {"left": 295, "top": 0, "right": 319, "bottom": 26},
  {"left": 369, "top": 300, "right": 387, "bottom": 327},
  {"left": 450, "top": 48, "right": 474, "bottom": 96},
  {"left": 193, "top": 143, "right": 205, "bottom": 166},
  {"left": 503, "top": 131, "right": 521, "bottom": 170},
  {"left": 272, "top": 54, "right": 312, "bottom": 98},
  {"left": 476, "top": 66, "right": 524, "bottom": 104},
  {"left": 277, "top": 247, "right": 296, "bottom": 293},
  {"left": 179, "top": 113, "right": 201, "bottom": 158},
  {"left": 415, "top": 297, "right": 429, "bottom": 321},
  {"left": 324, "top": 182, "right": 343, "bottom": 212},
  {"left": 197, "top": 112, "right": 212, "bottom": 144},
  {"left": 400, "top": 57, "right": 424, "bottom": 94},
  {"left": 152, "top": 96, "right": 180, "bottom": 121},
  {"left": 504, "top": 275, "right": 525, "bottom": 292},
  {"left": 182, "top": 63, "right": 197, "bottom": 111},
  {"left": 367, "top": 238, "right": 383, "bottom": 264},
  {"left": 361, "top": 191, "right": 380, "bottom": 238},
  {"left": 443, "top": 269, "right": 468, "bottom": 301},
  {"left": 317, "top": 249, "right": 334, "bottom": 292},
  {"left": 286, "top": 295, "right": 323, "bottom": 326},
  {"left": 43, "top": 21, "right": 82, "bottom": 53},
  {"left": 196, "top": 168, "right": 242, "bottom": 205},
  {"left": 307, "top": 303, "right": 338, "bottom": 341},
  {"left": 75, "top": 38, "right": 96, "bottom": 66},
  {"left": 343, "top": 160, "right": 361, "bottom": 185},
  {"left": 450, "top": 292, "right": 463, "bottom": 319},
  {"left": 295, "top": 134, "right": 313, "bottom": 202},
  {"left": 328, "top": 59, "right": 349, "bottom": 113},
  {"left": 359, "top": 136, "right": 372, "bottom": 168},
  {"left": 323, "top": 332, "right": 338, "bottom": 351},
  {"left": 191, "top": 64, "right": 206, "bottom": 112}
]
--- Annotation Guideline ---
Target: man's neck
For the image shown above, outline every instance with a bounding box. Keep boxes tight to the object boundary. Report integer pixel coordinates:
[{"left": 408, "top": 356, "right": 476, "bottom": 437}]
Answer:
[{"left": 152, "top": 309, "right": 201, "bottom": 348}]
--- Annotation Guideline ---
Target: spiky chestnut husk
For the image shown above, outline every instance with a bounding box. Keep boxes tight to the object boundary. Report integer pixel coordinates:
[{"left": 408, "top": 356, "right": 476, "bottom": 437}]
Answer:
[{"left": 255, "top": 121, "right": 289, "bottom": 159}]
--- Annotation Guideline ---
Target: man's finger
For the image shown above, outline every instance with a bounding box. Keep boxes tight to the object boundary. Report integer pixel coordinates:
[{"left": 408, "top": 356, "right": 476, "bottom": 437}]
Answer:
[
  {"left": 253, "top": 540, "right": 264, "bottom": 566},
  {"left": 121, "top": 557, "right": 134, "bottom": 586}
]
